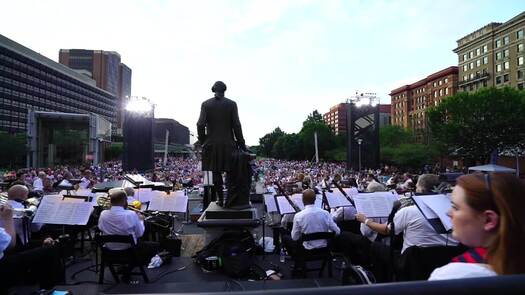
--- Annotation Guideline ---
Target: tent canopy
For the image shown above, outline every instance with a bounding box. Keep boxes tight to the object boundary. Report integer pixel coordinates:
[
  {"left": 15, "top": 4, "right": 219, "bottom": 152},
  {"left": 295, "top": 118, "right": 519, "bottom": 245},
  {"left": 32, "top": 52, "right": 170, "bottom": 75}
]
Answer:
[{"left": 468, "top": 164, "right": 516, "bottom": 173}]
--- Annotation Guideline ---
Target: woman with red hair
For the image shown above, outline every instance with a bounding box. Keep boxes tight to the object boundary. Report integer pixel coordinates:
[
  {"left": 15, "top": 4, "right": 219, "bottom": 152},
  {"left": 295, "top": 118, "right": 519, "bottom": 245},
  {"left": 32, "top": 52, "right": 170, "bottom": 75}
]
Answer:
[{"left": 429, "top": 173, "right": 525, "bottom": 280}]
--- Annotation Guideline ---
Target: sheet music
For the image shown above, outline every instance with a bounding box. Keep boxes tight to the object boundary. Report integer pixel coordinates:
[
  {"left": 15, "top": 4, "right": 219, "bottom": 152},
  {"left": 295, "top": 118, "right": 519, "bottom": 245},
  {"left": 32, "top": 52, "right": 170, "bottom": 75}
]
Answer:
[
  {"left": 276, "top": 196, "right": 296, "bottom": 214},
  {"left": 32, "top": 195, "right": 93, "bottom": 225},
  {"left": 325, "top": 191, "right": 352, "bottom": 208},
  {"left": 264, "top": 193, "right": 278, "bottom": 213},
  {"left": 353, "top": 192, "right": 397, "bottom": 217},
  {"left": 148, "top": 190, "right": 188, "bottom": 212},
  {"left": 343, "top": 187, "right": 359, "bottom": 197},
  {"left": 134, "top": 188, "right": 154, "bottom": 203},
  {"left": 290, "top": 193, "right": 322, "bottom": 210},
  {"left": 414, "top": 194, "right": 453, "bottom": 231}
]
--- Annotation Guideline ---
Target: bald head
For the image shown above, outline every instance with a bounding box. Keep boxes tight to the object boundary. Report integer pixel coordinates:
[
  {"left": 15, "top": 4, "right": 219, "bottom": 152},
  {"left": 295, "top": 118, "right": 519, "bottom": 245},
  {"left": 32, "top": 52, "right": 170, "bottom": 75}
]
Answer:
[
  {"left": 8, "top": 184, "right": 29, "bottom": 201},
  {"left": 302, "top": 189, "right": 316, "bottom": 205}
]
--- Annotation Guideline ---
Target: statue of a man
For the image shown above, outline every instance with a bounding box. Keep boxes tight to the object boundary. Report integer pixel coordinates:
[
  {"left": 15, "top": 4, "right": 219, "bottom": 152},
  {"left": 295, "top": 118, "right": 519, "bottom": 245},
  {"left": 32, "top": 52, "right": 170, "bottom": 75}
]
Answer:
[{"left": 197, "top": 81, "right": 247, "bottom": 208}]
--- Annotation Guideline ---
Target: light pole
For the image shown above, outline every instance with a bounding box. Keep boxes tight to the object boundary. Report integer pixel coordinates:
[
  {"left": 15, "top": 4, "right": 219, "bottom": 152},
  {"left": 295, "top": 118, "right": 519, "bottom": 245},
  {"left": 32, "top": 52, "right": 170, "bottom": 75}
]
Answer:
[{"left": 357, "top": 138, "right": 363, "bottom": 172}]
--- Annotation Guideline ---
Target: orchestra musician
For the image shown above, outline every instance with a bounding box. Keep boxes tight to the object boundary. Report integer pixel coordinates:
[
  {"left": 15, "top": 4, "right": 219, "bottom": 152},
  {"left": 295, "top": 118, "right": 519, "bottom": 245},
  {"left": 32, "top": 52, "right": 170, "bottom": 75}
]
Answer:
[
  {"left": 0, "top": 203, "right": 64, "bottom": 293},
  {"left": 79, "top": 170, "right": 94, "bottom": 189},
  {"left": 98, "top": 189, "right": 159, "bottom": 276}
]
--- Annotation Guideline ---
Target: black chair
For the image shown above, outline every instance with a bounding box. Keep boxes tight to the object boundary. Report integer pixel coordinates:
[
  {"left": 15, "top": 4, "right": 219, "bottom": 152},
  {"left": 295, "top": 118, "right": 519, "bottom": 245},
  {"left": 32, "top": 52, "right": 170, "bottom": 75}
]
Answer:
[
  {"left": 294, "top": 232, "right": 336, "bottom": 278},
  {"left": 95, "top": 234, "right": 149, "bottom": 284},
  {"left": 396, "top": 245, "right": 467, "bottom": 281},
  {"left": 337, "top": 220, "right": 361, "bottom": 235}
]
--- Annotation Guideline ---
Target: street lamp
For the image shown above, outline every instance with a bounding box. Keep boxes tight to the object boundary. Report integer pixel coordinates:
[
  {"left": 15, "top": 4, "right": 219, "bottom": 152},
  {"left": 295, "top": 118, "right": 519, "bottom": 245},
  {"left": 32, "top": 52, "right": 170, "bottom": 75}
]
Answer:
[{"left": 357, "top": 138, "right": 363, "bottom": 172}]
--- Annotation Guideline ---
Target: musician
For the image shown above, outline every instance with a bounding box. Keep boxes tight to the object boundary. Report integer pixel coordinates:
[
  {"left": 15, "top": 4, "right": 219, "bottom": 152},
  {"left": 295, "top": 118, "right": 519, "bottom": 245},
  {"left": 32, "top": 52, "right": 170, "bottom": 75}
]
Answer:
[
  {"left": 32, "top": 171, "right": 46, "bottom": 195},
  {"left": 79, "top": 170, "right": 93, "bottom": 189},
  {"left": 0, "top": 203, "right": 64, "bottom": 293},
  {"left": 282, "top": 189, "right": 340, "bottom": 258},
  {"left": 98, "top": 190, "right": 159, "bottom": 263}
]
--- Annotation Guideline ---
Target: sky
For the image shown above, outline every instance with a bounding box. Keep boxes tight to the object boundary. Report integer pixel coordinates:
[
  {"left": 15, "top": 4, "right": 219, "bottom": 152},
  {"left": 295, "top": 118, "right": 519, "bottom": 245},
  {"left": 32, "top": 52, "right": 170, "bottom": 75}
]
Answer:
[{"left": 1, "top": 0, "right": 524, "bottom": 145}]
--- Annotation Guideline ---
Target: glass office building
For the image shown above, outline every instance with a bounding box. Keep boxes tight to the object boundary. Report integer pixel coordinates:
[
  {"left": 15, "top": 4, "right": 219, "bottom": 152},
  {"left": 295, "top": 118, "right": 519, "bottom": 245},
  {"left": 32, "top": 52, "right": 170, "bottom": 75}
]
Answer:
[{"left": 0, "top": 34, "right": 116, "bottom": 134}]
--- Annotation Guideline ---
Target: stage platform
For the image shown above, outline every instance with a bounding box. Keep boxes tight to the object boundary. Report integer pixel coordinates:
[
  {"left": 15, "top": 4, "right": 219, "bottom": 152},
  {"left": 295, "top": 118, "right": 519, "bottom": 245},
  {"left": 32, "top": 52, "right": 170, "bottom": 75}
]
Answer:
[{"left": 9, "top": 201, "right": 343, "bottom": 294}]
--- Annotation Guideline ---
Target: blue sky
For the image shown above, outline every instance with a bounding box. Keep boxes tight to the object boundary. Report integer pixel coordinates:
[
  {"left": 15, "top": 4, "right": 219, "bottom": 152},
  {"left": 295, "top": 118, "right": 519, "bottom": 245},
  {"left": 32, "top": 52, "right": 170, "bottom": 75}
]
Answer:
[{"left": 1, "top": 0, "right": 524, "bottom": 145}]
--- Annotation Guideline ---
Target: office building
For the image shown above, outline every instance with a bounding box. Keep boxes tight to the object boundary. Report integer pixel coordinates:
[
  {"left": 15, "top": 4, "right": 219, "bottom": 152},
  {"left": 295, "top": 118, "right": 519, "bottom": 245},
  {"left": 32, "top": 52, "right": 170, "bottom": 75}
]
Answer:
[
  {"left": 59, "top": 49, "right": 132, "bottom": 133},
  {"left": 0, "top": 34, "right": 116, "bottom": 134},
  {"left": 154, "top": 118, "right": 190, "bottom": 145},
  {"left": 454, "top": 11, "right": 525, "bottom": 92},
  {"left": 390, "top": 66, "right": 458, "bottom": 142},
  {"left": 323, "top": 103, "right": 348, "bottom": 135}
]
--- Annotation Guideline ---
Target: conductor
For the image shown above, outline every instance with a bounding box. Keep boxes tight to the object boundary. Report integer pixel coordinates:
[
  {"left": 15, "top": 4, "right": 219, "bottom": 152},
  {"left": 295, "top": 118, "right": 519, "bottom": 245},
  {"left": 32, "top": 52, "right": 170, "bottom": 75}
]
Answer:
[{"left": 197, "top": 81, "right": 247, "bottom": 208}]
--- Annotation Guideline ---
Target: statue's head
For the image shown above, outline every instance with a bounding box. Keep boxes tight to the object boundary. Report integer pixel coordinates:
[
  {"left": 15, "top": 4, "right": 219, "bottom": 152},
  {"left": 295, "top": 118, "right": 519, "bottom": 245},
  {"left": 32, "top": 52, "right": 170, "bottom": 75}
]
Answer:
[{"left": 212, "top": 81, "right": 227, "bottom": 98}]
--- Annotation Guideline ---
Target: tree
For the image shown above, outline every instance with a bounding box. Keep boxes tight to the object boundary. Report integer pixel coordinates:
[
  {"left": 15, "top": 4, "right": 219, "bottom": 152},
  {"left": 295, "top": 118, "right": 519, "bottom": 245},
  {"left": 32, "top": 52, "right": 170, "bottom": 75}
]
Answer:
[
  {"left": 303, "top": 110, "right": 324, "bottom": 126},
  {"left": 0, "top": 132, "right": 26, "bottom": 168},
  {"left": 299, "top": 120, "right": 336, "bottom": 160},
  {"left": 427, "top": 87, "right": 525, "bottom": 163},
  {"left": 272, "top": 133, "right": 302, "bottom": 160},
  {"left": 379, "top": 125, "right": 414, "bottom": 147},
  {"left": 258, "top": 127, "right": 286, "bottom": 157}
]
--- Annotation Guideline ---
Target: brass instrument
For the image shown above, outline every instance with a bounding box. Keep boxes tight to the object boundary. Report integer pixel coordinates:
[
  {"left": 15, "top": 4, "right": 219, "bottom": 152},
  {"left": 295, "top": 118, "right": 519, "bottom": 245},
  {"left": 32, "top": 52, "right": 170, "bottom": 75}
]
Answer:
[
  {"left": 96, "top": 193, "right": 111, "bottom": 210},
  {"left": 0, "top": 194, "right": 38, "bottom": 218}
]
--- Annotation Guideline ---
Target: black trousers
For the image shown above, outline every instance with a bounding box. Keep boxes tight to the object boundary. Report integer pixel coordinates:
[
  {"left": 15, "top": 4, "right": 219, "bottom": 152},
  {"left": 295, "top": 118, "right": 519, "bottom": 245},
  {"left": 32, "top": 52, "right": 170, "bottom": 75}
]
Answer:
[
  {"left": 0, "top": 245, "right": 64, "bottom": 292},
  {"left": 334, "top": 231, "right": 372, "bottom": 266}
]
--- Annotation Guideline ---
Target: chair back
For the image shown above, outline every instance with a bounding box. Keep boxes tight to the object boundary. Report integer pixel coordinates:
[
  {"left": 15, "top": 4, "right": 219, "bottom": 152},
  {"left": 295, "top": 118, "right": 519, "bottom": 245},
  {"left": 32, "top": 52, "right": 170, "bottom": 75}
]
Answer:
[{"left": 397, "top": 245, "right": 468, "bottom": 281}]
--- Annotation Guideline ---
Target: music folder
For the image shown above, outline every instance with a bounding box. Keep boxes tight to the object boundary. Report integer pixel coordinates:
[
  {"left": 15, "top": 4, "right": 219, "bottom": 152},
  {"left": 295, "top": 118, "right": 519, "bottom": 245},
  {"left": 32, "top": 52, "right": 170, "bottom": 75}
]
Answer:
[
  {"left": 412, "top": 194, "right": 453, "bottom": 234},
  {"left": 148, "top": 190, "right": 188, "bottom": 212},
  {"left": 32, "top": 195, "right": 93, "bottom": 225}
]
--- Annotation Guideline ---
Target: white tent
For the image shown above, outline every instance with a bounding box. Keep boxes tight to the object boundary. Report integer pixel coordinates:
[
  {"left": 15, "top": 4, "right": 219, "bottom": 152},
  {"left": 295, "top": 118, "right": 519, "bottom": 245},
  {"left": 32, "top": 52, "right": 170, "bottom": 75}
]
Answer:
[{"left": 468, "top": 164, "right": 516, "bottom": 173}]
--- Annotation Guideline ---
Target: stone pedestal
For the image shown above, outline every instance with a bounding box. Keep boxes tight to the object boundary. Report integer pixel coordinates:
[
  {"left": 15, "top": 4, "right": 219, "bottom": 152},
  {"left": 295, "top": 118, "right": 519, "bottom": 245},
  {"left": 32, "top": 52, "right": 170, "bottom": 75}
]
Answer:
[{"left": 197, "top": 202, "right": 259, "bottom": 244}]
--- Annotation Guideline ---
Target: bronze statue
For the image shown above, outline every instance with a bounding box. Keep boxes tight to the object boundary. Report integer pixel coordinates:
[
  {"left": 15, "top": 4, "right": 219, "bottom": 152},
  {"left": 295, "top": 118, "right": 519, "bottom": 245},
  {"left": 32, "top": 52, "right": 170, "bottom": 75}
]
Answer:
[{"left": 197, "top": 81, "right": 251, "bottom": 209}]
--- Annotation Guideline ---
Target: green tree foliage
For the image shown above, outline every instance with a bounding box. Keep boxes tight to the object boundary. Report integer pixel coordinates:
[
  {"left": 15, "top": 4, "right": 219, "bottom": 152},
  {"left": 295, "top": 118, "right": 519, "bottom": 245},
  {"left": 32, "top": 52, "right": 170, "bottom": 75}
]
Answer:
[
  {"left": 427, "top": 87, "right": 525, "bottom": 162},
  {"left": 0, "top": 132, "right": 26, "bottom": 168},
  {"left": 104, "top": 142, "right": 123, "bottom": 160},
  {"left": 298, "top": 120, "right": 336, "bottom": 160},
  {"left": 303, "top": 110, "right": 324, "bottom": 126},
  {"left": 379, "top": 125, "right": 435, "bottom": 169},
  {"left": 272, "top": 133, "right": 302, "bottom": 160},
  {"left": 258, "top": 127, "right": 286, "bottom": 157}
]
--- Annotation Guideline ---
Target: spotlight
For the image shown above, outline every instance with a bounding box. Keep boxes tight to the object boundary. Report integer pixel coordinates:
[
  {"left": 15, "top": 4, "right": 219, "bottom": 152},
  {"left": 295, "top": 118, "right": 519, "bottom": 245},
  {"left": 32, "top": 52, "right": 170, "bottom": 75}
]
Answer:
[{"left": 126, "top": 98, "right": 153, "bottom": 114}]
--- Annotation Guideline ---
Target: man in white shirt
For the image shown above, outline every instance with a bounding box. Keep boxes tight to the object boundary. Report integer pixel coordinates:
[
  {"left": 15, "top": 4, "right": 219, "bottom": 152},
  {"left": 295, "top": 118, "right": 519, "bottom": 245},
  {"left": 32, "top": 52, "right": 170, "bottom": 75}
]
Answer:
[
  {"left": 32, "top": 171, "right": 45, "bottom": 194},
  {"left": 282, "top": 189, "right": 340, "bottom": 258},
  {"left": 98, "top": 190, "right": 158, "bottom": 263}
]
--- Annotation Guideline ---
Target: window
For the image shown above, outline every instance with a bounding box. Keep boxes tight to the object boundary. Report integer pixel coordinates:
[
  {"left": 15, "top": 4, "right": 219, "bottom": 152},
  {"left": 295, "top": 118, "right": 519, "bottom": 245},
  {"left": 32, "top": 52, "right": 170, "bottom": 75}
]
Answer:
[
  {"left": 504, "top": 61, "right": 510, "bottom": 70},
  {"left": 463, "top": 54, "right": 468, "bottom": 61},
  {"left": 496, "top": 39, "right": 501, "bottom": 48},
  {"left": 496, "top": 64, "right": 502, "bottom": 72},
  {"left": 504, "top": 49, "right": 509, "bottom": 58},
  {"left": 518, "top": 30, "right": 524, "bottom": 39},
  {"left": 439, "top": 80, "right": 442, "bottom": 86},
  {"left": 519, "top": 56, "right": 524, "bottom": 66},
  {"left": 476, "top": 48, "right": 480, "bottom": 56},
  {"left": 496, "top": 76, "right": 502, "bottom": 84},
  {"left": 445, "top": 88, "right": 449, "bottom": 95},
  {"left": 469, "top": 51, "right": 474, "bottom": 58},
  {"left": 519, "top": 43, "right": 524, "bottom": 53},
  {"left": 483, "top": 56, "right": 488, "bottom": 64},
  {"left": 476, "top": 59, "right": 481, "bottom": 67},
  {"left": 519, "top": 83, "right": 524, "bottom": 90},
  {"left": 503, "top": 36, "right": 509, "bottom": 45},
  {"left": 463, "top": 65, "right": 468, "bottom": 71},
  {"left": 445, "top": 78, "right": 448, "bottom": 83},
  {"left": 518, "top": 70, "right": 524, "bottom": 79},
  {"left": 463, "top": 75, "right": 468, "bottom": 81},
  {"left": 504, "top": 74, "right": 509, "bottom": 82},
  {"left": 496, "top": 51, "right": 502, "bottom": 60},
  {"left": 469, "top": 62, "right": 474, "bottom": 69},
  {"left": 483, "top": 45, "right": 488, "bottom": 53},
  {"left": 439, "top": 89, "right": 442, "bottom": 96}
]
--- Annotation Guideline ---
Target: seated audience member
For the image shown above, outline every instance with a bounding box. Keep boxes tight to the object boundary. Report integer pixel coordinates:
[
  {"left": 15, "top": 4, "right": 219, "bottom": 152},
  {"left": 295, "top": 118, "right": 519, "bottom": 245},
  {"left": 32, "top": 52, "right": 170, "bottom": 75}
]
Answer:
[
  {"left": 0, "top": 204, "right": 64, "bottom": 293},
  {"left": 282, "top": 189, "right": 340, "bottom": 258},
  {"left": 429, "top": 173, "right": 525, "bottom": 280},
  {"left": 98, "top": 190, "right": 159, "bottom": 263}
]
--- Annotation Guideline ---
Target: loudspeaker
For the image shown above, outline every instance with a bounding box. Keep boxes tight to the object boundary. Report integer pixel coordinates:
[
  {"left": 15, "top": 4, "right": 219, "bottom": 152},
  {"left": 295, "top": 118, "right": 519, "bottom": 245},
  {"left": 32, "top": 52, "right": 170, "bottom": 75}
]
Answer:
[{"left": 123, "top": 111, "right": 154, "bottom": 172}]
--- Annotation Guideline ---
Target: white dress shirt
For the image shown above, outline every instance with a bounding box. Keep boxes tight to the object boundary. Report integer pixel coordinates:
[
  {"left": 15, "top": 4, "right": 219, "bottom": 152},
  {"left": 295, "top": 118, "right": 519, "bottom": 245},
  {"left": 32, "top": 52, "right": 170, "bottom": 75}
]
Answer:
[
  {"left": 291, "top": 205, "right": 340, "bottom": 250},
  {"left": 428, "top": 262, "right": 496, "bottom": 280},
  {"left": 79, "top": 177, "right": 91, "bottom": 189},
  {"left": 332, "top": 205, "right": 357, "bottom": 222},
  {"left": 393, "top": 205, "right": 457, "bottom": 253},
  {"left": 33, "top": 178, "right": 44, "bottom": 191},
  {"left": 0, "top": 200, "right": 27, "bottom": 245},
  {"left": 0, "top": 227, "right": 11, "bottom": 260},
  {"left": 98, "top": 206, "right": 145, "bottom": 250}
]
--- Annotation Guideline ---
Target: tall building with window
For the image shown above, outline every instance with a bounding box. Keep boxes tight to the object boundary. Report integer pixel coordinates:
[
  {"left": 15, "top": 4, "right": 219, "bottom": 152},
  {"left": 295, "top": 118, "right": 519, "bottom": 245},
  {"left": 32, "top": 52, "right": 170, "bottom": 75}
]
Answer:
[
  {"left": 0, "top": 34, "right": 116, "bottom": 134},
  {"left": 390, "top": 66, "right": 458, "bottom": 142},
  {"left": 323, "top": 103, "right": 348, "bottom": 135},
  {"left": 59, "top": 49, "right": 132, "bottom": 134},
  {"left": 454, "top": 11, "right": 525, "bottom": 92}
]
